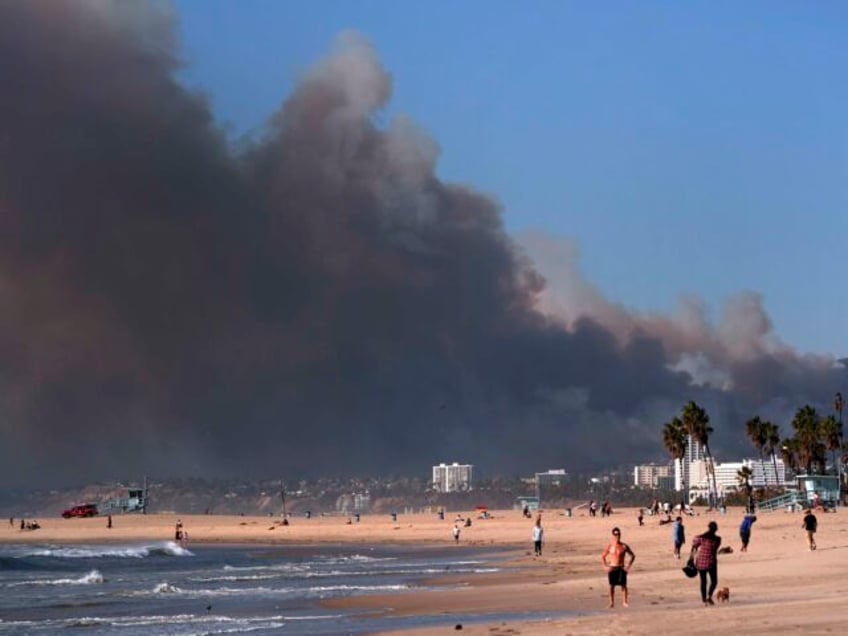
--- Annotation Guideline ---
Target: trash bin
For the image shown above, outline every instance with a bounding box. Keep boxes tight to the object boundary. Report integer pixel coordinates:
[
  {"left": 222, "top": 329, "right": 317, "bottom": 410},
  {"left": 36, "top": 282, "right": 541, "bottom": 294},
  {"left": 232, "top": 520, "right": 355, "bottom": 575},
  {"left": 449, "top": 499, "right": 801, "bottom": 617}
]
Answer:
[{"left": 565, "top": 508, "right": 572, "bottom": 517}]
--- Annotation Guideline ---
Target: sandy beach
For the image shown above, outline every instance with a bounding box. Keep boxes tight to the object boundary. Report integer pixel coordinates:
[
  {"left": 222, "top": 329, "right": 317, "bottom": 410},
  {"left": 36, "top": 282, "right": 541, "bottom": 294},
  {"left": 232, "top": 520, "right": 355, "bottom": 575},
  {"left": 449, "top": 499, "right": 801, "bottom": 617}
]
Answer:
[{"left": 4, "top": 506, "right": 846, "bottom": 634}]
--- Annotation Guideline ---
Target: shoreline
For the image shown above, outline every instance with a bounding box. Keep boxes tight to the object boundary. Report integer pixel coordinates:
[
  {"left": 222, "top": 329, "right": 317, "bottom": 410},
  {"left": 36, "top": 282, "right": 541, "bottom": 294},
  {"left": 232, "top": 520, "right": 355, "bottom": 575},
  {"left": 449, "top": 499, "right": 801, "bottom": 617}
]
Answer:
[
  {"left": 327, "top": 506, "right": 848, "bottom": 635},
  {"left": 4, "top": 506, "right": 847, "bottom": 634}
]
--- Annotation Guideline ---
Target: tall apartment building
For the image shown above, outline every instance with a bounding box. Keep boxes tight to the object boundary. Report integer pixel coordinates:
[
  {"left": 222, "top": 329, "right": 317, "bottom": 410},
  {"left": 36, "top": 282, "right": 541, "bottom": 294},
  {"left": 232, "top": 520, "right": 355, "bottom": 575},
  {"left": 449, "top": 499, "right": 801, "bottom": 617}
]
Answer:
[
  {"left": 432, "top": 462, "right": 473, "bottom": 493},
  {"left": 633, "top": 463, "right": 673, "bottom": 488},
  {"left": 675, "top": 435, "right": 705, "bottom": 492}
]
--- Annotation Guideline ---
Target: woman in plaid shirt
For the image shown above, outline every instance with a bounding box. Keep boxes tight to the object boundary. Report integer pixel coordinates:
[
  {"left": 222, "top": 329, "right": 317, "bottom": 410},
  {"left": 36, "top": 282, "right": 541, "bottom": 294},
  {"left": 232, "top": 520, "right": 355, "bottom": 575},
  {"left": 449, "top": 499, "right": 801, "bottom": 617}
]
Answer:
[{"left": 690, "top": 521, "right": 721, "bottom": 606}]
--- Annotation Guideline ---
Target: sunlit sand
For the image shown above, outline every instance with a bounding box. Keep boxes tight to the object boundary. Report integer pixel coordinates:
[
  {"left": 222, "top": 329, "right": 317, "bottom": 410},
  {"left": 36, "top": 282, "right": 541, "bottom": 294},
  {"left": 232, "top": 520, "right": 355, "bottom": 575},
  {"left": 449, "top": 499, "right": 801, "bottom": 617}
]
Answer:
[{"left": 5, "top": 505, "right": 845, "bottom": 634}]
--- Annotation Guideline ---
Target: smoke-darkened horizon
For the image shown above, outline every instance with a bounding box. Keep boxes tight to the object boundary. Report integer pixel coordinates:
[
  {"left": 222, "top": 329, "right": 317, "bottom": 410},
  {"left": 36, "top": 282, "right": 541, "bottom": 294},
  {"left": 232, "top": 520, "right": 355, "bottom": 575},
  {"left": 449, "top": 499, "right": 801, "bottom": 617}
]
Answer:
[{"left": 1, "top": 1, "right": 844, "bottom": 489}]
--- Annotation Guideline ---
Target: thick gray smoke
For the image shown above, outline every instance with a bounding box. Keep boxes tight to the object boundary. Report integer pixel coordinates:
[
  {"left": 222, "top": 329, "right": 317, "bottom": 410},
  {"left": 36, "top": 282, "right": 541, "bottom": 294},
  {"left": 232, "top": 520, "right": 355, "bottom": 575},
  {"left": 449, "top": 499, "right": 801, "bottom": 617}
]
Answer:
[{"left": 0, "top": 1, "right": 844, "bottom": 488}]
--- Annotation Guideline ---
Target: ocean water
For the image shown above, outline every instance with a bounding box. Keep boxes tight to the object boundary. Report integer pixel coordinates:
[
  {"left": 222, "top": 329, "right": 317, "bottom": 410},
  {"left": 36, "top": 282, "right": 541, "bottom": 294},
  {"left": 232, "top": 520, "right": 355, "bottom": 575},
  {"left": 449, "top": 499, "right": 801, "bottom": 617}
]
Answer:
[{"left": 0, "top": 541, "right": 529, "bottom": 635}]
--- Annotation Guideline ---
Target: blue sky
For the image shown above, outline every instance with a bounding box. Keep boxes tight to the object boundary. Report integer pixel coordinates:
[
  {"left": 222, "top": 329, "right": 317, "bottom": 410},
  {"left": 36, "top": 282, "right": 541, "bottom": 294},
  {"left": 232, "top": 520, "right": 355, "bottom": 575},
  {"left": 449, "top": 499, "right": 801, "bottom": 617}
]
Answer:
[{"left": 173, "top": 0, "right": 847, "bottom": 357}]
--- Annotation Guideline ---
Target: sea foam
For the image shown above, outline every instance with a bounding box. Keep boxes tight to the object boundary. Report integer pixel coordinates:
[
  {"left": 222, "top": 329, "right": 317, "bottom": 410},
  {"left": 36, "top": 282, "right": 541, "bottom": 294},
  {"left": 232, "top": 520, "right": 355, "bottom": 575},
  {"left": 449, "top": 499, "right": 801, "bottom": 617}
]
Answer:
[
  {"left": 23, "top": 541, "right": 192, "bottom": 559},
  {"left": 7, "top": 569, "right": 104, "bottom": 587}
]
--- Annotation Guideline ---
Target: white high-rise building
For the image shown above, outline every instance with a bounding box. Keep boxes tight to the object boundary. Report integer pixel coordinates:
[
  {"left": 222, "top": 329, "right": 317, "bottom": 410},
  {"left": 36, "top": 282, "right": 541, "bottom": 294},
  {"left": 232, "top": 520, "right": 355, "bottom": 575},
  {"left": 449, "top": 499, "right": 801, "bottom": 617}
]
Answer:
[
  {"left": 432, "top": 462, "right": 473, "bottom": 493},
  {"left": 675, "top": 435, "right": 705, "bottom": 492}
]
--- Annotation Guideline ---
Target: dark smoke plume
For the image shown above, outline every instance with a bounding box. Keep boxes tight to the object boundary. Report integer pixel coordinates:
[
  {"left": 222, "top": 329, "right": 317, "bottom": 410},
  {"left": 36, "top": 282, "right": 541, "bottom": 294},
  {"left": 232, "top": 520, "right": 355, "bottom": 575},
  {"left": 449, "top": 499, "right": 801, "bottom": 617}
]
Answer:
[{"left": 0, "top": 1, "right": 844, "bottom": 488}]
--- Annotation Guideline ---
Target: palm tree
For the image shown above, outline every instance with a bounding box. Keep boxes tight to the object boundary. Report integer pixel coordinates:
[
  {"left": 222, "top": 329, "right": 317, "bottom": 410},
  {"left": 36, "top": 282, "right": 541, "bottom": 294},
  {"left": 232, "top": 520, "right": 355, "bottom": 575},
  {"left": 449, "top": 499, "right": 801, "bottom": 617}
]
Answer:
[
  {"left": 763, "top": 421, "right": 782, "bottom": 488},
  {"left": 780, "top": 437, "right": 800, "bottom": 474},
  {"left": 682, "top": 401, "right": 718, "bottom": 508},
  {"left": 746, "top": 416, "right": 768, "bottom": 484},
  {"left": 736, "top": 465, "right": 754, "bottom": 511},
  {"left": 791, "top": 405, "right": 826, "bottom": 474},
  {"left": 820, "top": 414, "right": 842, "bottom": 476},
  {"left": 663, "top": 416, "right": 688, "bottom": 493}
]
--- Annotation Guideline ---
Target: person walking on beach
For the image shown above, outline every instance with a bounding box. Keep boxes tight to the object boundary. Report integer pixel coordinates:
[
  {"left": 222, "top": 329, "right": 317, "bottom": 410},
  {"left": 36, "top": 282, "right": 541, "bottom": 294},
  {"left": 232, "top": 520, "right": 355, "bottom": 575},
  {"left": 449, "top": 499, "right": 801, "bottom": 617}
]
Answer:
[
  {"left": 802, "top": 509, "right": 817, "bottom": 550},
  {"left": 452, "top": 523, "right": 461, "bottom": 543},
  {"left": 690, "top": 521, "right": 721, "bottom": 606},
  {"left": 532, "top": 518, "right": 544, "bottom": 556},
  {"left": 600, "top": 527, "right": 635, "bottom": 608},
  {"left": 672, "top": 516, "right": 685, "bottom": 559},
  {"left": 739, "top": 514, "right": 756, "bottom": 552}
]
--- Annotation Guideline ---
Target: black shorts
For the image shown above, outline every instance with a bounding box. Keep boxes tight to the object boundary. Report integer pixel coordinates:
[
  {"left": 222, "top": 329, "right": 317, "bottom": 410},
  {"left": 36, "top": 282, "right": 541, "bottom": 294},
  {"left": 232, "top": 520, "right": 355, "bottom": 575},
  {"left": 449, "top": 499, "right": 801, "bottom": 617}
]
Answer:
[{"left": 607, "top": 567, "right": 627, "bottom": 587}]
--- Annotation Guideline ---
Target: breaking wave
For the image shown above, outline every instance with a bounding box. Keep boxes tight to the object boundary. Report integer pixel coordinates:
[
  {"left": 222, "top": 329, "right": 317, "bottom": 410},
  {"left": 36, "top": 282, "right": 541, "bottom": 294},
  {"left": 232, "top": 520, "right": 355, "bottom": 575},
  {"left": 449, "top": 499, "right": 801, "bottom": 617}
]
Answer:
[
  {"left": 6, "top": 569, "right": 104, "bottom": 587},
  {"left": 0, "top": 613, "right": 291, "bottom": 632},
  {"left": 143, "top": 582, "right": 410, "bottom": 598},
  {"left": 22, "top": 541, "right": 193, "bottom": 559}
]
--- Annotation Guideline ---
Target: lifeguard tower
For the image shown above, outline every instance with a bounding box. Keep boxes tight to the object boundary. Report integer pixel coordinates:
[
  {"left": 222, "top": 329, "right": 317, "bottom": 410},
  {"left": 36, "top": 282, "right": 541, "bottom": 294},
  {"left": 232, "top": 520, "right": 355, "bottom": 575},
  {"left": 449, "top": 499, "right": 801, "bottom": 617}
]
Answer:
[
  {"left": 516, "top": 496, "right": 539, "bottom": 512},
  {"left": 755, "top": 473, "right": 841, "bottom": 512},
  {"left": 106, "top": 477, "right": 149, "bottom": 514},
  {"left": 795, "top": 474, "right": 840, "bottom": 509}
]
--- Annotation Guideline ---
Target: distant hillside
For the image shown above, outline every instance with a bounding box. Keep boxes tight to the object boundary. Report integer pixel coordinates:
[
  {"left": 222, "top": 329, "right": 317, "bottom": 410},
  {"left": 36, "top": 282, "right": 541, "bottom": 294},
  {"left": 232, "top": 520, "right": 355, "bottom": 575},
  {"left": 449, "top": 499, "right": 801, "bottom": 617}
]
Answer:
[
  {"left": 0, "top": 479, "right": 533, "bottom": 519},
  {"left": 0, "top": 473, "right": 655, "bottom": 519}
]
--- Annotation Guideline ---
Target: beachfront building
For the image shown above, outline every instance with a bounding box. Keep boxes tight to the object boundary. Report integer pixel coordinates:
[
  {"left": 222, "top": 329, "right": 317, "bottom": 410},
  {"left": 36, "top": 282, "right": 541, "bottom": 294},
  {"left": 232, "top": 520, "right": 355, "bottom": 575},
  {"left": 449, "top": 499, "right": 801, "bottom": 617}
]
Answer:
[
  {"left": 432, "top": 462, "right": 473, "bottom": 492},
  {"left": 633, "top": 463, "right": 674, "bottom": 488},
  {"left": 688, "top": 458, "right": 790, "bottom": 497},
  {"left": 536, "top": 469, "right": 569, "bottom": 488},
  {"left": 353, "top": 492, "right": 371, "bottom": 511},
  {"left": 749, "top": 458, "right": 789, "bottom": 487},
  {"left": 535, "top": 469, "right": 569, "bottom": 506},
  {"left": 674, "top": 435, "right": 705, "bottom": 495}
]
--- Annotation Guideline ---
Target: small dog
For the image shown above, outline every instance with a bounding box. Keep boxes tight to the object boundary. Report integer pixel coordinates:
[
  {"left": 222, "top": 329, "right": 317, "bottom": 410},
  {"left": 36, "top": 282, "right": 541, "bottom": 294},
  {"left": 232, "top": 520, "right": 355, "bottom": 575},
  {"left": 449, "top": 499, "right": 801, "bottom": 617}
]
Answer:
[
  {"left": 716, "top": 587, "right": 730, "bottom": 603},
  {"left": 717, "top": 546, "right": 734, "bottom": 554}
]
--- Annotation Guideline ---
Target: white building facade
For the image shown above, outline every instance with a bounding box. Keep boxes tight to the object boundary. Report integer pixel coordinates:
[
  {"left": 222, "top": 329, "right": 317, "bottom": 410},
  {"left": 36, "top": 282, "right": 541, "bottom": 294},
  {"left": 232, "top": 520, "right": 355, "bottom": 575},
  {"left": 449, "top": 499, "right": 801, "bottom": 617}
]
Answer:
[
  {"left": 432, "top": 462, "right": 474, "bottom": 493},
  {"left": 688, "top": 458, "right": 789, "bottom": 498},
  {"left": 633, "top": 463, "right": 674, "bottom": 488},
  {"left": 675, "top": 436, "right": 705, "bottom": 492}
]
